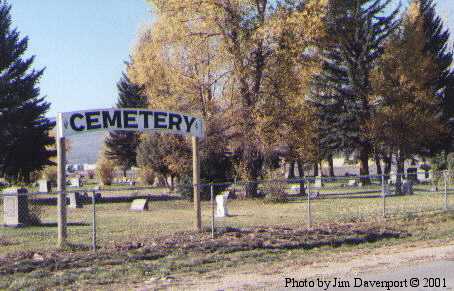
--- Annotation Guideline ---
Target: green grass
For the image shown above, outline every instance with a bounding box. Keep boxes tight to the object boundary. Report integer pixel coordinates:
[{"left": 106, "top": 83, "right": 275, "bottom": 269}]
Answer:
[
  {"left": 1, "top": 188, "right": 453, "bottom": 255},
  {"left": 1, "top": 211, "right": 454, "bottom": 290}
]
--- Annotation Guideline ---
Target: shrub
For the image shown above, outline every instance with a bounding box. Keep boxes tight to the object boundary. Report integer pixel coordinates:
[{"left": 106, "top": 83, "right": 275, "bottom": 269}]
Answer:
[
  {"left": 96, "top": 156, "right": 115, "bottom": 186},
  {"left": 41, "top": 166, "right": 57, "bottom": 187},
  {"left": 176, "top": 175, "right": 193, "bottom": 200},
  {"left": 139, "top": 167, "right": 155, "bottom": 185},
  {"left": 87, "top": 170, "right": 95, "bottom": 179},
  {"left": 263, "top": 183, "right": 288, "bottom": 203},
  {"left": 175, "top": 175, "right": 222, "bottom": 201},
  {"left": 28, "top": 197, "right": 43, "bottom": 225}
]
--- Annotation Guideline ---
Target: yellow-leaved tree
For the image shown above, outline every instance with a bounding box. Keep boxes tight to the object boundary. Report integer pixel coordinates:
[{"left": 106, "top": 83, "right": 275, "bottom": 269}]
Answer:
[
  {"left": 132, "top": 0, "right": 327, "bottom": 197},
  {"left": 369, "top": 1, "right": 446, "bottom": 194}
]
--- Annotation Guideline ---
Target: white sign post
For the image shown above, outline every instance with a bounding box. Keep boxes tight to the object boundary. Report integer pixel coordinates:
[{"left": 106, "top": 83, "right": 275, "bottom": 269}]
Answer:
[{"left": 56, "top": 108, "right": 204, "bottom": 247}]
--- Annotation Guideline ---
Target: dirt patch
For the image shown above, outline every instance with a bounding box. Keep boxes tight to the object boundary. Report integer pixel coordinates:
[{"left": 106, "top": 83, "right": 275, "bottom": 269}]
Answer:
[
  {"left": 0, "top": 237, "right": 13, "bottom": 246},
  {"left": 0, "top": 222, "right": 407, "bottom": 277},
  {"left": 113, "top": 223, "right": 408, "bottom": 253}
]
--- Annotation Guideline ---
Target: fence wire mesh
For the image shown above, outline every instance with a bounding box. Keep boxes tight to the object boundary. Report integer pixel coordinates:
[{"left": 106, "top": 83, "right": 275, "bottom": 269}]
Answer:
[{"left": 1, "top": 171, "right": 453, "bottom": 255}]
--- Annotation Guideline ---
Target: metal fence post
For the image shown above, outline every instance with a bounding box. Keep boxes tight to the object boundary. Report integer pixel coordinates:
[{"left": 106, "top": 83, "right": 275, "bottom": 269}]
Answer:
[
  {"left": 307, "top": 178, "right": 312, "bottom": 228},
  {"left": 444, "top": 171, "right": 448, "bottom": 211},
  {"left": 92, "top": 190, "right": 97, "bottom": 252},
  {"left": 210, "top": 184, "right": 215, "bottom": 239},
  {"left": 382, "top": 174, "right": 386, "bottom": 218}
]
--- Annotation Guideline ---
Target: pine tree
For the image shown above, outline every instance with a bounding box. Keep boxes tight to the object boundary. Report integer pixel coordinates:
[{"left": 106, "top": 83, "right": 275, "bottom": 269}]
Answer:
[
  {"left": 313, "top": 0, "right": 400, "bottom": 180},
  {"left": 310, "top": 36, "right": 353, "bottom": 168},
  {"left": 416, "top": 0, "right": 454, "bottom": 152},
  {"left": 0, "top": 0, "right": 54, "bottom": 182},
  {"left": 104, "top": 72, "right": 147, "bottom": 176}
]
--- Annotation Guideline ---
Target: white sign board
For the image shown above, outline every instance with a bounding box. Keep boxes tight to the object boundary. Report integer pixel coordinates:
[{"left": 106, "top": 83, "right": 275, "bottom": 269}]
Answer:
[{"left": 57, "top": 108, "right": 204, "bottom": 138}]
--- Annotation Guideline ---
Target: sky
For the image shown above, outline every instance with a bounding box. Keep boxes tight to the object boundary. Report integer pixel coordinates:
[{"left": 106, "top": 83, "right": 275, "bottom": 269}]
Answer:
[
  {"left": 8, "top": 0, "right": 454, "bottom": 118},
  {"left": 10, "top": 1, "right": 152, "bottom": 117}
]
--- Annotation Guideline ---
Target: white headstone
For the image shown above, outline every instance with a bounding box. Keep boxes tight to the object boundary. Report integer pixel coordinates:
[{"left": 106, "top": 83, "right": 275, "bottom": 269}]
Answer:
[
  {"left": 314, "top": 177, "right": 323, "bottom": 188},
  {"left": 215, "top": 192, "right": 229, "bottom": 217},
  {"left": 68, "top": 192, "right": 83, "bottom": 208},
  {"left": 289, "top": 184, "right": 300, "bottom": 194},
  {"left": 417, "top": 170, "right": 431, "bottom": 183},
  {"left": 390, "top": 173, "right": 397, "bottom": 184},
  {"left": 130, "top": 199, "right": 149, "bottom": 211},
  {"left": 69, "top": 177, "right": 81, "bottom": 188},
  {"left": 38, "top": 179, "right": 51, "bottom": 193},
  {"left": 347, "top": 179, "right": 357, "bottom": 187},
  {"left": 2, "top": 188, "right": 29, "bottom": 227}
]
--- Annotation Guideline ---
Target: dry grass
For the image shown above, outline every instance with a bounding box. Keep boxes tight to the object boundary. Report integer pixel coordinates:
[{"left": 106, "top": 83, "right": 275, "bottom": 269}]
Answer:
[{"left": 0, "top": 189, "right": 452, "bottom": 256}]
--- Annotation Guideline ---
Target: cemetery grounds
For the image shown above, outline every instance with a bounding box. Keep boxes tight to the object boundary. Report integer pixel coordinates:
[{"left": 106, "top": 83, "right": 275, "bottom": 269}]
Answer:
[{"left": 1, "top": 177, "right": 454, "bottom": 290}]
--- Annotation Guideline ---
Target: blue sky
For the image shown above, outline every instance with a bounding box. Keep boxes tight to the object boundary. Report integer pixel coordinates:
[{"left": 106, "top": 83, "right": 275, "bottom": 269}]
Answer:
[
  {"left": 10, "top": 1, "right": 151, "bottom": 117},
  {"left": 8, "top": 0, "right": 454, "bottom": 118}
]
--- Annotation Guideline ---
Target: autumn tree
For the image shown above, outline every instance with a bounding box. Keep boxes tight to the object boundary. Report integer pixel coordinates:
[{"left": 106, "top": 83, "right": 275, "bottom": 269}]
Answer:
[
  {"left": 139, "top": 0, "right": 330, "bottom": 197},
  {"left": 255, "top": 1, "right": 326, "bottom": 193},
  {"left": 129, "top": 3, "right": 232, "bottom": 191},
  {"left": 369, "top": 2, "right": 445, "bottom": 194}
]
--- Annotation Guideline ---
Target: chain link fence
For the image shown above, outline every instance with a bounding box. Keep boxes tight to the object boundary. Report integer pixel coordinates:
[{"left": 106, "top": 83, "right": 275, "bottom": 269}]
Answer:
[{"left": 1, "top": 171, "right": 453, "bottom": 255}]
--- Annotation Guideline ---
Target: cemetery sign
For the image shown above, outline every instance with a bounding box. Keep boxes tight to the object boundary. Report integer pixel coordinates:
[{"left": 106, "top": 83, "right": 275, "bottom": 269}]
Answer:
[
  {"left": 54, "top": 107, "right": 204, "bottom": 247},
  {"left": 57, "top": 108, "right": 204, "bottom": 138}
]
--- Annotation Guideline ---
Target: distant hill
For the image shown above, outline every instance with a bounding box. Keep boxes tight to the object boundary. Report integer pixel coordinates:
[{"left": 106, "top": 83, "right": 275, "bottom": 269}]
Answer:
[{"left": 66, "top": 132, "right": 106, "bottom": 164}]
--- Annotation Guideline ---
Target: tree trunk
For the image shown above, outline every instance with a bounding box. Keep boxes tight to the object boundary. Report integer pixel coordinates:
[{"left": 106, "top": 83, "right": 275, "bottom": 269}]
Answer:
[
  {"left": 384, "top": 153, "right": 392, "bottom": 180},
  {"left": 296, "top": 161, "right": 305, "bottom": 195},
  {"left": 395, "top": 150, "right": 405, "bottom": 195},
  {"left": 170, "top": 175, "right": 175, "bottom": 192},
  {"left": 287, "top": 161, "right": 295, "bottom": 180},
  {"left": 313, "top": 163, "right": 319, "bottom": 177},
  {"left": 359, "top": 146, "right": 370, "bottom": 184},
  {"left": 374, "top": 154, "right": 382, "bottom": 175},
  {"left": 327, "top": 155, "right": 335, "bottom": 177},
  {"left": 243, "top": 147, "right": 263, "bottom": 198}
]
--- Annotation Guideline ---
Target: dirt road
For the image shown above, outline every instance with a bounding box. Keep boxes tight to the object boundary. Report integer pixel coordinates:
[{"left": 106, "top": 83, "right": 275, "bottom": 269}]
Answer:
[{"left": 141, "top": 241, "right": 454, "bottom": 290}]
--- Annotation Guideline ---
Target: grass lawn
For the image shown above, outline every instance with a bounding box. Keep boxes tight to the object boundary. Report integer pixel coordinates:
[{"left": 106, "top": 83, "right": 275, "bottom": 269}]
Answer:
[
  {"left": 0, "top": 210, "right": 454, "bottom": 290},
  {"left": 1, "top": 182, "right": 454, "bottom": 290},
  {"left": 1, "top": 187, "right": 453, "bottom": 255}
]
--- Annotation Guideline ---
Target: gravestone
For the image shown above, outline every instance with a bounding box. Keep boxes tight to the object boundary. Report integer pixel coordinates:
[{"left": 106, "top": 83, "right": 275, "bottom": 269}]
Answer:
[
  {"left": 130, "top": 199, "right": 149, "bottom": 211},
  {"left": 402, "top": 180, "right": 414, "bottom": 195},
  {"left": 216, "top": 192, "right": 229, "bottom": 217},
  {"left": 94, "top": 192, "right": 102, "bottom": 201},
  {"left": 289, "top": 184, "right": 300, "bottom": 194},
  {"left": 2, "top": 188, "right": 29, "bottom": 227},
  {"left": 407, "top": 168, "right": 418, "bottom": 183},
  {"left": 417, "top": 170, "right": 430, "bottom": 183},
  {"left": 69, "top": 177, "right": 81, "bottom": 188},
  {"left": 347, "top": 180, "right": 357, "bottom": 187},
  {"left": 68, "top": 192, "right": 83, "bottom": 208},
  {"left": 314, "top": 176, "right": 323, "bottom": 188},
  {"left": 38, "top": 179, "right": 51, "bottom": 193}
]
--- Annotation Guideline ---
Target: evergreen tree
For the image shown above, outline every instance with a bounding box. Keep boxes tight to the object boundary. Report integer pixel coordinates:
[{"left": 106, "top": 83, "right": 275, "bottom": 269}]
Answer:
[
  {"left": 312, "top": 0, "right": 399, "bottom": 179},
  {"left": 0, "top": 0, "right": 54, "bottom": 182},
  {"left": 416, "top": 0, "right": 454, "bottom": 152},
  {"left": 310, "top": 37, "right": 352, "bottom": 168},
  {"left": 104, "top": 72, "right": 148, "bottom": 175}
]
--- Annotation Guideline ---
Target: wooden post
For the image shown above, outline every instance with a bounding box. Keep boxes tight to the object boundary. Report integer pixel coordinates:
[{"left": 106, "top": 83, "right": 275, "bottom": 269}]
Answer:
[
  {"left": 57, "top": 134, "right": 67, "bottom": 247},
  {"left": 210, "top": 183, "right": 215, "bottom": 238},
  {"left": 192, "top": 136, "right": 202, "bottom": 231}
]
